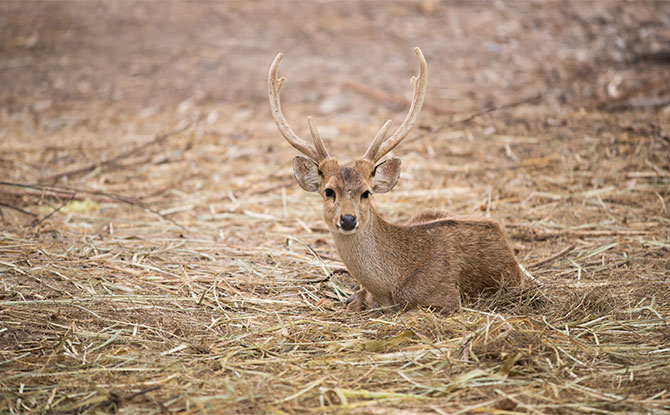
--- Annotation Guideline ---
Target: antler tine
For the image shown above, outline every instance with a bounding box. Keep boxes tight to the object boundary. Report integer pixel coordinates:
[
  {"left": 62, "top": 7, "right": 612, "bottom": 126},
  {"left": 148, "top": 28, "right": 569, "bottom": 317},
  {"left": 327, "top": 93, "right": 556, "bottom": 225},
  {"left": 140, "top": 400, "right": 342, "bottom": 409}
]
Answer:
[
  {"left": 307, "top": 116, "right": 330, "bottom": 161},
  {"left": 268, "top": 53, "right": 320, "bottom": 161},
  {"left": 363, "top": 119, "right": 392, "bottom": 161},
  {"left": 366, "top": 47, "right": 427, "bottom": 162}
]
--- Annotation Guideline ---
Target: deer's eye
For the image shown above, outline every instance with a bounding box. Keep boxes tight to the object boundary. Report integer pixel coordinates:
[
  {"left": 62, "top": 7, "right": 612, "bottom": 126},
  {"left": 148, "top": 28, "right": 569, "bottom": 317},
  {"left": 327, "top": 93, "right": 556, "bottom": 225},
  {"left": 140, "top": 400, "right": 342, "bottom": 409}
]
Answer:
[
  {"left": 361, "top": 190, "right": 371, "bottom": 199},
  {"left": 325, "top": 188, "right": 335, "bottom": 199}
]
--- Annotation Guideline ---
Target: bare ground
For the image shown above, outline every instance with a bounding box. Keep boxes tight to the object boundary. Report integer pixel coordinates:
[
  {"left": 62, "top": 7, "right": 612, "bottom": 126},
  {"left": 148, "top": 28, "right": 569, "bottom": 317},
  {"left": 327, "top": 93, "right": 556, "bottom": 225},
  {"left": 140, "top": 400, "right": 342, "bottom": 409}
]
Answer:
[{"left": 1, "top": 1, "right": 669, "bottom": 414}]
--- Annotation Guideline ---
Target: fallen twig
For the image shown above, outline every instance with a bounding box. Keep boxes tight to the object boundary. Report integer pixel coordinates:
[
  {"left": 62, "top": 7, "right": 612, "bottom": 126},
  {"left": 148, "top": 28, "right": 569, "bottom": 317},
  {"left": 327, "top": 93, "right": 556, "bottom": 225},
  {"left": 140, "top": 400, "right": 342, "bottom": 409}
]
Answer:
[
  {"left": 0, "top": 201, "right": 38, "bottom": 217},
  {"left": 29, "top": 193, "right": 76, "bottom": 228},
  {"left": 404, "top": 92, "right": 543, "bottom": 146},
  {"left": 42, "top": 122, "right": 193, "bottom": 183},
  {"left": 527, "top": 245, "right": 575, "bottom": 269},
  {"left": 248, "top": 179, "right": 295, "bottom": 196},
  {"left": 0, "top": 181, "right": 186, "bottom": 230},
  {"left": 53, "top": 385, "right": 161, "bottom": 414},
  {"left": 343, "top": 81, "right": 457, "bottom": 115},
  {"left": 448, "top": 92, "right": 543, "bottom": 126}
]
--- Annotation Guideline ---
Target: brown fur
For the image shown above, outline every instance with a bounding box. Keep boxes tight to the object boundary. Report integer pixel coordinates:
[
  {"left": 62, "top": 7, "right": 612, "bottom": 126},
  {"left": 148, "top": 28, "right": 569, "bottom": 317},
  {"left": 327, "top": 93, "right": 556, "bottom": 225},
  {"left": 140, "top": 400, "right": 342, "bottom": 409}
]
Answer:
[{"left": 306, "top": 158, "right": 521, "bottom": 313}]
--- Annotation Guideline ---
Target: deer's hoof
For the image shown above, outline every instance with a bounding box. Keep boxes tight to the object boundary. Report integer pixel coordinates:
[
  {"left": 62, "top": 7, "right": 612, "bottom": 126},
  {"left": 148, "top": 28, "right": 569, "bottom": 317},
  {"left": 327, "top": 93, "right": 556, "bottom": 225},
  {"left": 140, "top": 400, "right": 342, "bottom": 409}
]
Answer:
[{"left": 345, "top": 293, "right": 357, "bottom": 305}]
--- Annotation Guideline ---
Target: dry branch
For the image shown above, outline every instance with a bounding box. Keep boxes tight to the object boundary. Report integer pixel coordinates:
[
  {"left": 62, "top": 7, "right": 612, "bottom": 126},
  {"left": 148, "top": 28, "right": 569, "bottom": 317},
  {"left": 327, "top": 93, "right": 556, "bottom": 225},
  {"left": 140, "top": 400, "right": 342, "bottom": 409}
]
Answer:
[
  {"left": 0, "top": 181, "right": 185, "bottom": 230},
  {"left": 527, "top": 245, "right": 575, "bottom": 269},
  {"left": 404, "top": 92, "right": 543, "bottom": 146},
  {"left": 42, "top": 122, "right": 193, "bottom": 183},
  {"left": 29, "top": 193, "right": 76, "bottom": 228},
  {"left": 343, "top": 81, "right": 457, "bottom": 115},
  {"left": 0, "top": 201, "right": 37, "bottom": 217}
]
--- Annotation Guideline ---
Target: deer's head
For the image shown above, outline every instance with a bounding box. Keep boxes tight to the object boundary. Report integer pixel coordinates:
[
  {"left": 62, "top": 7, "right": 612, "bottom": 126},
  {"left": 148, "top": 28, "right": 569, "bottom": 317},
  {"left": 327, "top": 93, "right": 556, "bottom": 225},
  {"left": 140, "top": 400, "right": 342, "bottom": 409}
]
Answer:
[{"left": 268, "top": 48, "right": 427, "bottom": 235}]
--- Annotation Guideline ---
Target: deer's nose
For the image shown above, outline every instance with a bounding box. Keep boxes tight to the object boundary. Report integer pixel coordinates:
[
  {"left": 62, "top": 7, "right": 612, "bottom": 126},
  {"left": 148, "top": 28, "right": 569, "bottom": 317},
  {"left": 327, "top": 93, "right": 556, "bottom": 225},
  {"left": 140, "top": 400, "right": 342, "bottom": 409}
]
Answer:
[{"left": 339, "top": 215, "right": 357, "bottom": 231}]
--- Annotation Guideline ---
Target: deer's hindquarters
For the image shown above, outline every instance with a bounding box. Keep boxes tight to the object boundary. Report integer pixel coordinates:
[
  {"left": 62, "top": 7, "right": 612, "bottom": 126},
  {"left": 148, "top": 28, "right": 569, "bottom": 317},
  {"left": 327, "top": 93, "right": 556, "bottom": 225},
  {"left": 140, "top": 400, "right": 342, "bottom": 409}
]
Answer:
[{"left": 448, "top": 219, "right": 521, "bottom": 296}]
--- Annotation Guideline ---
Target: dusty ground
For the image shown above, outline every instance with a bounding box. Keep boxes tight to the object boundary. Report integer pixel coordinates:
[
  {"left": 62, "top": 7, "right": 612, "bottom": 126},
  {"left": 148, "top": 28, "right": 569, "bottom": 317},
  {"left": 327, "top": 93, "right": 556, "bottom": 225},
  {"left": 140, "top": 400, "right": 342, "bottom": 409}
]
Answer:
[{"left": 1, "top": 1, "right": 669, "bottom": 414}]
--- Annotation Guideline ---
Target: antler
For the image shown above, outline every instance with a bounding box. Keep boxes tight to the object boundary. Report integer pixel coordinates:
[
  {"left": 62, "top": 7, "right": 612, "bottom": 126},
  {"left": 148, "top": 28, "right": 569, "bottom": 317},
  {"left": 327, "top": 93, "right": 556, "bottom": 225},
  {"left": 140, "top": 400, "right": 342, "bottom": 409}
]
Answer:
[
  {"left": 268, "top": 53, "right": 330, "bottom": 162},
  {"left": 363, "top": 47, "right": 427, "bottom": 162}
]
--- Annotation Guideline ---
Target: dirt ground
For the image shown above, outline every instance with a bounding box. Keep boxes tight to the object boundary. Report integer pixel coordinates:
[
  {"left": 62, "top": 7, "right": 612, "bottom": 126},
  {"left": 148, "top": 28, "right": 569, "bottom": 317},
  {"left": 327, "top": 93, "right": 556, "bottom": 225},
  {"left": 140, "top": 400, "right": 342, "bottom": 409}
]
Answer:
[{"left": 1, "top": 1, "right": 669, "bottom": 414}]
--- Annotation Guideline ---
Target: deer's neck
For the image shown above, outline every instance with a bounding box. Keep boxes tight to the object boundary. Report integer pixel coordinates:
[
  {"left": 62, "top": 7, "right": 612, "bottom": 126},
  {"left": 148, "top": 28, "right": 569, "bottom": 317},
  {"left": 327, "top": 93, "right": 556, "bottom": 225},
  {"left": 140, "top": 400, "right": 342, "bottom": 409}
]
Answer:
[{"left": 331, "top": 208, "right": 408, "bottom": 301}]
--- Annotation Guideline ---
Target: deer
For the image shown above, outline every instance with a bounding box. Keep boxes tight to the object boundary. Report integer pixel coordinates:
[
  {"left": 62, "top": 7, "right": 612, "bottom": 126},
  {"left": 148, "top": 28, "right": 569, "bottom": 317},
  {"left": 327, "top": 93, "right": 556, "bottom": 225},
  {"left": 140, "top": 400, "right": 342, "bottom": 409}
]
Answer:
[{"left": 268, "top": 47, "right": 521, "bottom": 312}]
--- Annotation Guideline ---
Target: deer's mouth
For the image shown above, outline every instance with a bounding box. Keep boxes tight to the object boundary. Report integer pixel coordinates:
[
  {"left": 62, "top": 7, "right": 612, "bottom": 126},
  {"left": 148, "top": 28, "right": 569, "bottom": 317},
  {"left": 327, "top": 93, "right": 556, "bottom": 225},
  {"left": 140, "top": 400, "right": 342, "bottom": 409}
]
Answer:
[{"left": 336, "top": 224, "right": 359, "bottom": 235}]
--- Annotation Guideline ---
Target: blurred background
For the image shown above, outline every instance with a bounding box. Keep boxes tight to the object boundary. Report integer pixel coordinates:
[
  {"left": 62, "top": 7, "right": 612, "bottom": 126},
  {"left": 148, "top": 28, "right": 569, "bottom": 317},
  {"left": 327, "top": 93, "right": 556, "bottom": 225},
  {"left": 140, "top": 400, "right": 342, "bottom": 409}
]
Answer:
[{"left": 2, "top": 1, "right": 669, "bottom": 144}]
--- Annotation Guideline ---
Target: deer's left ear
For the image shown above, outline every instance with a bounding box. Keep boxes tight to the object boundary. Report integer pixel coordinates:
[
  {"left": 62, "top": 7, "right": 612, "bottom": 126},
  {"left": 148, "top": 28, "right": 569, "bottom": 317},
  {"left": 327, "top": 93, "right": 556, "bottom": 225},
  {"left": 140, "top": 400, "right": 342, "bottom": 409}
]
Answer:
[
  {"left": 292, "top": 155, "right": 321, "bottom": 192},
  {"left": 371, "top": 158, "right": 401, "bottom": 193}
]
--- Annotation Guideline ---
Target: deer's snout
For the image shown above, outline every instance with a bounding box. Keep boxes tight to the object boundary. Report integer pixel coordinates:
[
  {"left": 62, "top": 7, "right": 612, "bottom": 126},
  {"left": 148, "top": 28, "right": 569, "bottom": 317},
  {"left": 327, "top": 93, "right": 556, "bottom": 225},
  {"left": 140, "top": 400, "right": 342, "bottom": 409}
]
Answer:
[{"left": 339, "top": 215, "right": 357, "bottom": 232}]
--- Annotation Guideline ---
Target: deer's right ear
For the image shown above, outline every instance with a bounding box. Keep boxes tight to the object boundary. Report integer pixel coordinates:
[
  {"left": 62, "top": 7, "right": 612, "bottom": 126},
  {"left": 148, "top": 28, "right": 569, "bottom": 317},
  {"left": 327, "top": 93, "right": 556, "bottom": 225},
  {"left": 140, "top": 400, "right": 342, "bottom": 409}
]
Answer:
[
  {"left": 371, "top": 158, "right": 401, "bottom": 193},
  {"left": 292, "top": 155, "right": 321, "bottom": 192}
]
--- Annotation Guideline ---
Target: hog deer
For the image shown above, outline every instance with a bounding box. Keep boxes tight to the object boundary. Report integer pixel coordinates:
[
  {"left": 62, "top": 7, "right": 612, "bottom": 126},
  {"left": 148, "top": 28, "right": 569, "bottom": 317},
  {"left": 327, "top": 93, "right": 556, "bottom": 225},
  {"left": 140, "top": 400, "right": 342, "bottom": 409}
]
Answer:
[{"left": 268, "top": 48, "right": 521, "bottom": 312}]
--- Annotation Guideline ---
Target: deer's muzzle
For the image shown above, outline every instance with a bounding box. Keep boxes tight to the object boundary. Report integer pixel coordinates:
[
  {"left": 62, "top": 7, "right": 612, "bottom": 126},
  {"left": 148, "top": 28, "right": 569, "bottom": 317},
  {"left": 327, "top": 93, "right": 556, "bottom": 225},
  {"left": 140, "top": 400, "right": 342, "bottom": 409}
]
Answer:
[{"left": 339, "top": 215, "right": 357, "bottom": 232}]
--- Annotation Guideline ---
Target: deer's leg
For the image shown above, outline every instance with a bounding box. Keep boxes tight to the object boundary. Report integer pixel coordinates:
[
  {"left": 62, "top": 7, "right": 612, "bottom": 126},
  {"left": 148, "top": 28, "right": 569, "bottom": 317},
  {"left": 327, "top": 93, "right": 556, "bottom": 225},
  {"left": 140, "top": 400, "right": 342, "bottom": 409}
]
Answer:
[{"left": 346, "top": 288, "right": 378, "bottom": 311}]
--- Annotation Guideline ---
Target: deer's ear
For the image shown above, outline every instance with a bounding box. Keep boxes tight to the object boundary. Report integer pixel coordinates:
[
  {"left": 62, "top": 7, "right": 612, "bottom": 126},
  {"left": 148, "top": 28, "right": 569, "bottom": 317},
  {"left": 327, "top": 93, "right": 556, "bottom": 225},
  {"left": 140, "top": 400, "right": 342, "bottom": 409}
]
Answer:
[
  {"left": 371, "top": 158, "right": 401, "bottom": 193},
  {"left": 292, "top": 155, "right": 321, "bottom": 192}
]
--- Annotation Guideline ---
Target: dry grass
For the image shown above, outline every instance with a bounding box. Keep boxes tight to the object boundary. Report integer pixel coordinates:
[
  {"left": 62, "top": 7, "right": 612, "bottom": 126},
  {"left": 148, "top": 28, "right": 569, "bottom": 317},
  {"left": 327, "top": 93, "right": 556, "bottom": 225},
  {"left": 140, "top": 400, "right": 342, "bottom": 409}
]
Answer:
[
  {"left": 1, "top": 103, "right": 669, "bottom": 414},
  {"left": 1, "top": 2, "right": 670, "bottom": 414}
]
